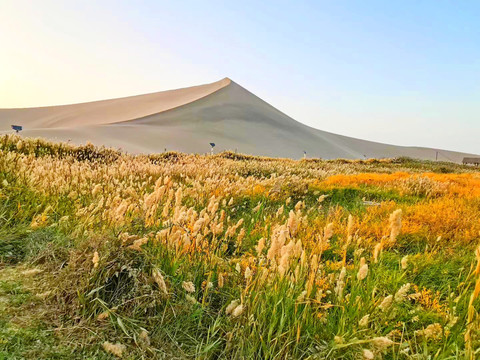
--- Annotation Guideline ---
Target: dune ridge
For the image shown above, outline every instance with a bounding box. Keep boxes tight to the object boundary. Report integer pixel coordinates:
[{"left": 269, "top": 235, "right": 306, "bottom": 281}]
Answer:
[
  {"left": 0, "top": 78, "right": 231, "bottom": 129},
  {"left": 0, "top": 78, "right": 476, "bottom": 162}
]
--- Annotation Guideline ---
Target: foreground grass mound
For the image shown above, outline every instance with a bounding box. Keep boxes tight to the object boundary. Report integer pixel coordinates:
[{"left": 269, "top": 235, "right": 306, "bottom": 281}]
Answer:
[{"left": 1, "top": 134, "right": 480, "bottom": 359}]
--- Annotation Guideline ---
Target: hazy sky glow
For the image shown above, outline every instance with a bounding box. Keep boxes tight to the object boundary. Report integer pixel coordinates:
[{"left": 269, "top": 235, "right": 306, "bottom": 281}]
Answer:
[{"left": 1, "top": 0, "right": 479, "bottom": 153}]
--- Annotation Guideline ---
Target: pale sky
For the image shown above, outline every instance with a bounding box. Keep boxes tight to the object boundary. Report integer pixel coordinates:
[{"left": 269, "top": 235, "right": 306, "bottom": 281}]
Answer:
[{"left": 1, "top": 0, "right": 479, "bottom": 154}]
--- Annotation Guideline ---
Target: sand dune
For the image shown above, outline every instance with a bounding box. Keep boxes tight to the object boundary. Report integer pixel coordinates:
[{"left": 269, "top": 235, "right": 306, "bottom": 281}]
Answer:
[
  {"left": 0, "top": 78, "right": 230, "bottom": 129},
  {"left": 0, "top": 78, "right": 476, "bottom": 161}
]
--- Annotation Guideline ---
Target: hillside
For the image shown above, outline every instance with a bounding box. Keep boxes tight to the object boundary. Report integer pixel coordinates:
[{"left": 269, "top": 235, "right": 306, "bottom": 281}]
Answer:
[{"left": 0, "top": 78, "right": 476, "bottom": 161}]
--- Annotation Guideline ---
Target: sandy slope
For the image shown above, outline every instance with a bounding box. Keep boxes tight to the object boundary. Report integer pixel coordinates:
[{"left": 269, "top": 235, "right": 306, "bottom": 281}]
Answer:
[
  {"left": 0, "top": 78, "right": 476, "bottom": 161},
  {"left": 0, "top": 78, "right": 230, "bottom": 129}
]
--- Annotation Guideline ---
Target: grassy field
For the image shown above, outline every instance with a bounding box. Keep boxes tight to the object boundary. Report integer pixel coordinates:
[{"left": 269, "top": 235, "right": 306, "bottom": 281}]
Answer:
[{"left": 1, "top": 134, "right": 480, "bottom": 359}]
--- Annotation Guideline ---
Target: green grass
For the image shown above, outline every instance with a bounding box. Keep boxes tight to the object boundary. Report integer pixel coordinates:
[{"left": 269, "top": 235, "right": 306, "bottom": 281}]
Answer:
[
  {"left": 0, "top": 270, "right": 114, "bottom": 360},
  {"left": 0, "top": 197, "right": 476, "bottom": 359},
  {"left": 0, "top": 228, "right": 71, "bottom": 265},
  {"left": 1, "top": 136, "right": 479, "bottom": 359}
]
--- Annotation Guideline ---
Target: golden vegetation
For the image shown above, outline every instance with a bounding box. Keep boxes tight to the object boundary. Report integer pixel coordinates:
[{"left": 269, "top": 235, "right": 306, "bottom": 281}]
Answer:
[{"left": 0, "top": 134, "right": 479, "bottom": 359}]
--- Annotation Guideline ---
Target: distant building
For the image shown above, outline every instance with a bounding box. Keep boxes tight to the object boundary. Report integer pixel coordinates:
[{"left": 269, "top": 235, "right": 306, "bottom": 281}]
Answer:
[{"left": 462, "top": 157, "right": 480, "bottom": 166}]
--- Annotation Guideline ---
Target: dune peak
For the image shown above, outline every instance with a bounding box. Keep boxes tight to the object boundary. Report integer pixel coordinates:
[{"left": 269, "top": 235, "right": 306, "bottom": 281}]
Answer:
[{"left": 0, "top": 78, "right": 476, "bottom": 162}]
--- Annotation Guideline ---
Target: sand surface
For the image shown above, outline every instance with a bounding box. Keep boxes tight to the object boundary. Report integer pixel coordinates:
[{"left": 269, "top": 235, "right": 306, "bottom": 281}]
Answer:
[{"left": 0, "top": 78, "right": 476, "bottom": 161}]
